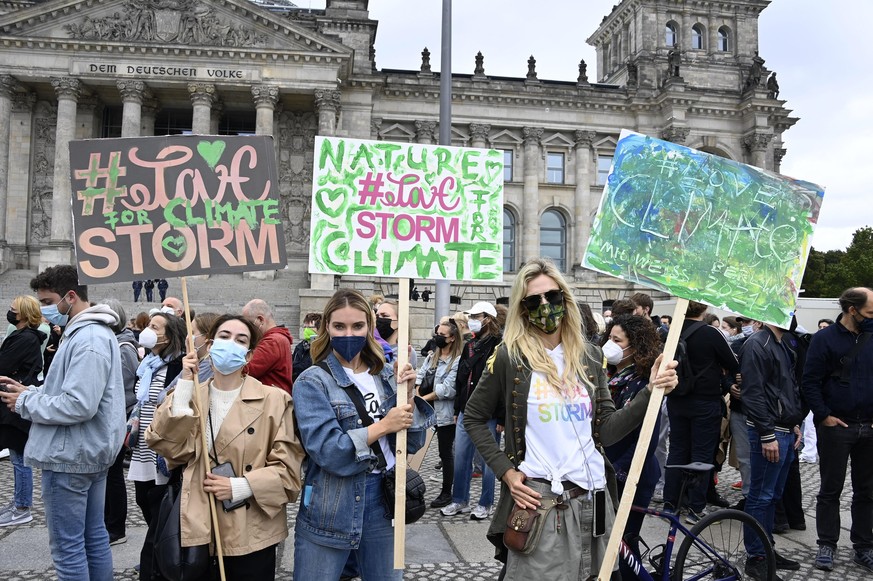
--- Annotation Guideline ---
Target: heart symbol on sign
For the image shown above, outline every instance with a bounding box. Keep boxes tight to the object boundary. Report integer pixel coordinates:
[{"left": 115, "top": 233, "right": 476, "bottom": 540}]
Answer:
[
  {"left": 161, "top": 235, "right": 187, "bottom": 258},
  {"left": 197, "top": 140, "right": 226, "bottom": 170},
  {"left": 315, "top": 187, "right": 347, "bottom": 218},
  {"left": 485, "top": 160, "right": 503, "bottom": 184}
]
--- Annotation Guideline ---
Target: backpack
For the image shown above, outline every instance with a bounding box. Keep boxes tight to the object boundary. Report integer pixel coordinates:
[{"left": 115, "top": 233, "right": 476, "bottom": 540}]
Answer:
[
  {"left": 670, "top": 321, "right": 708, "bottom": 397},
  {"left": 291, "top": 339, "right": 312, "bottom": 384}
]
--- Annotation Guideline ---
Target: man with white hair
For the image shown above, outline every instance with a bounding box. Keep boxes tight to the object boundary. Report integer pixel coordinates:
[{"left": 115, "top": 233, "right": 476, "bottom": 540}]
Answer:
[{"left": 242, "top": 299, "right": 293, "bottom": 394}]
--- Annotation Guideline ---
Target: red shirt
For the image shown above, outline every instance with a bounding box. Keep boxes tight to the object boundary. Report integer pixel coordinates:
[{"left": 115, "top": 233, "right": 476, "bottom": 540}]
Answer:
[{"left": 247, "top": 326, "right": 293, "bottom": 394}]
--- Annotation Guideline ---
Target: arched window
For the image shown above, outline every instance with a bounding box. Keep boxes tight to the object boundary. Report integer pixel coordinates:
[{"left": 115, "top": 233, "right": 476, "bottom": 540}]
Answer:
[
  {"left": 717, "top": 27, "right": 731, "bottom": 52},
  {"left": 665, "top": 22, "right": 678, "bottom": 47},
  {"left": 692, "top": 24, "right": 705, "bottom": 50},
  {"left": 503, "top": 208, "right": 516, "bottom": 273},
  {"left": 540, "top": 210, "right": 566, "bottom": 271}
]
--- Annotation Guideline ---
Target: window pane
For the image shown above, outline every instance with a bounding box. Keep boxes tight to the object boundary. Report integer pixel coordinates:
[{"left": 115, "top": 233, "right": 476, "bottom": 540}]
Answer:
[
  {"left": 503, "top": 209, "right": 515, "bottom": 272},
  {"left": 692, "top": 26, "right": 703, "bottom": 49},
  {"left": 665, "top": 24, "right": 676, "bottom": 46},
  {"left": 718, "top": 29, "right": 729, "bottom": 52},
  {"left": 596, "top": 156, "right": 613, "bottom": 186},
  {"left": 539, "top": 210, "right": 566, "bottom": 271},
  {"left": 503, "top": 150, "right": 513, "bottom": 182},
  {"left": 546, "top": 152, "right": 564, "bottom": 184}
]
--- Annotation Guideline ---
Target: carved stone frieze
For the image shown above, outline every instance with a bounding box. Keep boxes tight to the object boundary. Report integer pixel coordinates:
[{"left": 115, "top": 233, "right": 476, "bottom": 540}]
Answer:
[
  {"left": 275, "top": 110, "right": 317, "bottom": 255},
  {"left": 0, "top": 75, "right": 20, "bottom": 99},
  {"left": 30, "top": 111, "right": 56, "bottom": 246},
  {"left": 661, "top": 126, "right": 690, "bottom": 144},
  {"left": 11, "top": 92, "right": 36, "bottom": 113},
  {"left": 64, "top": 0, "right": 267, "bottom": 48}
]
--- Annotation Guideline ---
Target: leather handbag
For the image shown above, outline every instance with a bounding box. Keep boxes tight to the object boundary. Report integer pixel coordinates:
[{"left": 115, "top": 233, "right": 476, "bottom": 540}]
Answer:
[
  {"left": 381, "top": 466, "right": 427, "bottom": 524},
  {"left": 153, "top": 477, "right": 212, "bottom": 581},
  {"left": 503, "top": 505, "right": 548, "bottom": 555}
]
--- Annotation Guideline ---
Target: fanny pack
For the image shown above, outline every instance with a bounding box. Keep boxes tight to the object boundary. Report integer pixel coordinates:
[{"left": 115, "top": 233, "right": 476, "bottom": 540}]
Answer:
[{"left": 503, "top": 483, "right": 588, "bottom": 554}]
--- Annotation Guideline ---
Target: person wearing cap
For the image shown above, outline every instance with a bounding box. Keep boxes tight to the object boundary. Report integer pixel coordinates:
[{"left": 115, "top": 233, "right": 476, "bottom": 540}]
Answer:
[{"left": 441, "top": 301, "right": 502, "bottom": 521}]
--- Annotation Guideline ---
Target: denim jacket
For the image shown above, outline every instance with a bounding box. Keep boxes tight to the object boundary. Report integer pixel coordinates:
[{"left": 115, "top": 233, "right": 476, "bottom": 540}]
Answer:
[
  {"left": 293, "top": 352, "right": 436, "bottom": 549},
  {"left": 415, "top": 352, "right": 459, "bottom": 427}
]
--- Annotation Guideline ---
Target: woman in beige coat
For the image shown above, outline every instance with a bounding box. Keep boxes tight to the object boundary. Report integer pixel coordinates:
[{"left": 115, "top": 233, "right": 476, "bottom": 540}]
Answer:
[{"left": 146, "top": 314, "right": 304, "bottom": 580}]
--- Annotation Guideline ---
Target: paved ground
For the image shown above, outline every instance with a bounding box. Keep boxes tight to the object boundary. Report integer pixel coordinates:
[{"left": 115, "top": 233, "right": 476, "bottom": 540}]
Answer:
[{"left": 0, "top": 442, "right": 868, "bottom": 580}]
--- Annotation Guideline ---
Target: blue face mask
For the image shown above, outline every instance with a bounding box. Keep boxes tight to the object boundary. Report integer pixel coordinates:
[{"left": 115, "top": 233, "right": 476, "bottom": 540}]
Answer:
[
  {"left": 331, "top": 335, "right": 367, "bottom": 364},
  {"left": 41, "top": 297, "right": 70, "bottom": 327},
  {"left": 209, "top": 339, "right": 249, "bottom": 376}
]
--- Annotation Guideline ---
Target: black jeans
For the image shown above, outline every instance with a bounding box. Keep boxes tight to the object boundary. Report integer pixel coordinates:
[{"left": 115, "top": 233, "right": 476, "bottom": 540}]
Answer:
[
  {"left": 816, "top": 421, "right": 873, "bottom": 550},
  {"left": 436, "top": 424, "right": 456, "bottom": 494},
  {"left": 104, "top": 447, "right": 128, "bottom": 539},
  {"left": 775, "top": 455, "right": 805, "bottom": 528},
  {"left": 223, "top": 544, "right": 277, "bottom": 580},
  {"left": 664, "top": 398, "right": 722, "bottom": 513}
]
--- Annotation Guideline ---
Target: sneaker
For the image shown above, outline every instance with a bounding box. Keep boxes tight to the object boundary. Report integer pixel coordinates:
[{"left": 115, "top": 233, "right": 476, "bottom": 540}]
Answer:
[
  {"left": 470, "top": 505, "right": 493, "bottom": 521},
  {"left": 799, "top": 455, "right": 818, "bottom": 464},
  {"left": 773, "top": 522, "right": 790, "bottom": 535},
  {"left": 685, "top": 508, "right": 706, "bottom": 526},
  {"left": 706, "top": 493, "right": 730, "bottom": 508},
  {"left": 774, "top": 551, "right": 800, "bottom": 570},
  {"left": 0, "top": 501, "right": 13, "bottom": 516},
  {"left": 109, "top": 534, "right": 127, "bottom": 546},
  {"left": 430, "top": 492, "right": 453, "bottom": 509},
  {"left": 854, "top": 548, "right": 873, "bottom": 572},
  {"left": 730, "top": 480, "right": 743, "bottom": 490},
  {"left": 745, "top": 556, "right": 782, "bottom": 581},
  {"left": 434, "top": 460, "right": 442, "bottom": 470},
  {"left": 0, "top": 507, "right": 32, "bottom": 527},
  {"left": 814, "top": 545, "right": 835, "bottom": 571},
  {"left": 440, "top": 502, "right": 470, "bottom": 516}
]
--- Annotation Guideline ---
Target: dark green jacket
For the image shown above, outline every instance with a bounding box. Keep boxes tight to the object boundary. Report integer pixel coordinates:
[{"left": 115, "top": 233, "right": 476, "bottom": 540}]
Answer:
[{"left": 463, "top": 341, "right": 651, "bottom": 558}]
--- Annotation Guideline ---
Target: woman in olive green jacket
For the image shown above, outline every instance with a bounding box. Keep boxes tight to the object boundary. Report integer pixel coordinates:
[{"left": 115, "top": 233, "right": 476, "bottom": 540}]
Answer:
[{"left": 464, "top": 258, "right": 677, "bottom": 580}]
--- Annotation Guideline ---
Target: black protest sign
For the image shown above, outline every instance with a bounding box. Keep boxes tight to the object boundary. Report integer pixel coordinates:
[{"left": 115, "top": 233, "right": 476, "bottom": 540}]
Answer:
[{"left": 69, "top": 135, "right": 286, "bottom": 283}]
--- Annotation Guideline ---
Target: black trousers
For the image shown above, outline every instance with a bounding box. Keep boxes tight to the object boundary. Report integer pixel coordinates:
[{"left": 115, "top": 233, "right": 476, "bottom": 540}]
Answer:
[
  {"left": 222, "top": 544, "right": 277, "bottom": 581},
  {"left": 816, "top": 421, "right": 873, "bottom": 550},
  {"left": 104, "top": 447, "right": 128, "bottom": 539},
  {"left": 136, "top": 480, "right": 168, "bottom": 581},
  {"left": 775, "top": 455, "right": 805, "bottom": 528},
  {"left": 664, "top": 398, "right": 722, "bottom": 513},
  {"left": 436, "top": 424, "right": 456, "bottom": 494}
]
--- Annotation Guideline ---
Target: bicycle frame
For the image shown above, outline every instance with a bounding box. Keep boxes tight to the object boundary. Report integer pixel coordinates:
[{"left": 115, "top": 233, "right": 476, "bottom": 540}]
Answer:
[{"left": 616, "top": 505, "right": 744, "bottom": 581}]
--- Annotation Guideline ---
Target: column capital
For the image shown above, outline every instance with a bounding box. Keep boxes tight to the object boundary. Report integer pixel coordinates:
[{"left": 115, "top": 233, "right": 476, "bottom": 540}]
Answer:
[
  {"left": 252, "top": 84, "right": 279, "bottom": 107},
  {"left": 188, "top": 82, "right": 216, "bottom": 106},
  {"left": 11, "top": 91, "right": 35, "bottom": 113},
  {"left": 743, "top": 131, "right": 773, "bottom": 152},
  {"left": 0, "top": 75, "right": 20, "bottom": 99},
  {"left": 773, "top": 147, "right": 787, "bottom": 167},
  {"left": 522, "top": 126, "right": 543, "bottom": 146},
  {"left": 51, "top": 77, "right": 81, "bottom": 101},
  {"left": 574, "top": 130, "right": 596, "bottom": 149},
  {"left": 415, "top": 120, "right": 437, "bottom": 144},
  {"left": 661, "top": 126, "right": 690, "bottom": 144},
  {"left": 370, "top": 117, "right": 382, "bottom": 140},
  {"left": 117, "top": 80, "right": 147, "bottom": 104},
  {"left": 314, "top": 89, "right": 341, "bottom": 113},
  {"left": 469, "top": 123, "right": 491, "bottom": 141}
]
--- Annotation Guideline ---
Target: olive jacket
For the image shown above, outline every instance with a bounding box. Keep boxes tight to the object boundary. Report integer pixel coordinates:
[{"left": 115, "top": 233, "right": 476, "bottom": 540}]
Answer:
[{"left": 463, "top": 342, "right": 651, "bottom": 557}]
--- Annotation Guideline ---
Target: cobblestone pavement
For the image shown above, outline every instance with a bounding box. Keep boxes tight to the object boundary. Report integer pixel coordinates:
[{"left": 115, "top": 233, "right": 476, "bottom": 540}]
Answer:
[{"left": 0, "top": 441, "right": 868, "bottom": 579}]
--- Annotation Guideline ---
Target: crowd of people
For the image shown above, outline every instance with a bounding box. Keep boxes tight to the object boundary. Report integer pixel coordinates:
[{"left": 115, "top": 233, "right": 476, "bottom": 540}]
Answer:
[{"left": 0, "top": 261, "right": 871, "bottom": 581}]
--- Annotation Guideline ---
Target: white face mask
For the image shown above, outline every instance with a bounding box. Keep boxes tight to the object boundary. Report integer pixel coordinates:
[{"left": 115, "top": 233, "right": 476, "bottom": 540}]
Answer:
[
  {"left": 467, "top": 319, "right": 482, "bottom": 334},
  {"left": 160, "top": 305, "right": 175, "bottom": 315},
  {"left": 602, "top": 339, "right": 629, "bottom": 365},
  {"left": 139, "top": 327, "right": 158, "bottom": 350}
]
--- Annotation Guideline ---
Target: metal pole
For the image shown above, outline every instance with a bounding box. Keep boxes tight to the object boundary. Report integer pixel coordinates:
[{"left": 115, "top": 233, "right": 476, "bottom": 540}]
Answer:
[{"left": 434, "top": 0, "right": 452, "bottom": 326}]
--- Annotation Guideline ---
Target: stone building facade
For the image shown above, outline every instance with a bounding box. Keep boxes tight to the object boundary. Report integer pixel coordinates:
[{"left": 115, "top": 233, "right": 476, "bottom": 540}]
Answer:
[{"left": 0, "top": 0, "right": 796, "bottom": 328}]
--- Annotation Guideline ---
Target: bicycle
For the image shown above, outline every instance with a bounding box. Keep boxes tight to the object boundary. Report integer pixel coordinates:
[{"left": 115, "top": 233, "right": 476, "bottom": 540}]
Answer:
[{"left": 616, "top": 462, "right": 776, "bottom": 581}]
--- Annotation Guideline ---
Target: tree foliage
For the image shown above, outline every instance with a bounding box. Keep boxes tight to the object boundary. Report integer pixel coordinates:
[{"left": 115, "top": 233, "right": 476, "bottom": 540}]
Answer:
[{"left": 801, "top": 226, "right": 873, "bottom": 297}]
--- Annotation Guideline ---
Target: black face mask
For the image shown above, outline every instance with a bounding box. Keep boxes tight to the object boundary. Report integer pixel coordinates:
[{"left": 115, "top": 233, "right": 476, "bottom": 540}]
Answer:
[
  {"left": 6, "top": 310, "right": 18, "bottom": 326},
  {"left": 375, "top": 317, "right": 395, "bottom": 340},
  {"left": 433, "top": 335, "right": 448, "bottom": 349}
]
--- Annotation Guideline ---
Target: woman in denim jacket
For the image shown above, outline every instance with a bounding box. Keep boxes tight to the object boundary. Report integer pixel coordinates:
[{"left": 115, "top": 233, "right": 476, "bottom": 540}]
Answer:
[{"left": 292, "top": 289, "right": 435, "bottom": 580}]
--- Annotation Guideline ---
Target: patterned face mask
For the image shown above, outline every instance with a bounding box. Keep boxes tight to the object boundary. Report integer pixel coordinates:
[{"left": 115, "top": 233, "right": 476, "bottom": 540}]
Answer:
[{"left": 527, "top": 302, "right": 565, "bottom": 334}]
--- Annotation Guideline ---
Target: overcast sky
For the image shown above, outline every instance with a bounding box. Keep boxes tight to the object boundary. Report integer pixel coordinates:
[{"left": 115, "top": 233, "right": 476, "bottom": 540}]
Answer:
[{"left": 303, "top": 0, "right": 866, "bottom": 251}]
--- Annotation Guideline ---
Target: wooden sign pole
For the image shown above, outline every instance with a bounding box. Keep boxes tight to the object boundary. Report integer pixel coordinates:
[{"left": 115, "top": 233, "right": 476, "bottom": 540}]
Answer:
[
  {"left": 393, "top": 278, "right": 410, "bottom": 569},
  {"left": 597, "top": 298, "right": 688, "bottom": 580},
  {"left": 181, "top": 278, "right": 226, "bottom": 581}
]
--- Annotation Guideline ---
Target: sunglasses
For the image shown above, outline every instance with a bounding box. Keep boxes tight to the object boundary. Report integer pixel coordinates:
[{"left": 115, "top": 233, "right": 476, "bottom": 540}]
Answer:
[{"left": 522, "top": 289, "right": 564, "bottom": 312}]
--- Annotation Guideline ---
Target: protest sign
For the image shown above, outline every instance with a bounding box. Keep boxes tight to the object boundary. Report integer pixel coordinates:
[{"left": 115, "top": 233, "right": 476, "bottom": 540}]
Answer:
[
  {"left": 583, "top": 130, "right": 824, "bottom": 328},
  {"left": 309, "top": 136, "right": 504, "bottom": 282},
  {"left": 69, "top": 135, "right": 286, "bottom": 284}
]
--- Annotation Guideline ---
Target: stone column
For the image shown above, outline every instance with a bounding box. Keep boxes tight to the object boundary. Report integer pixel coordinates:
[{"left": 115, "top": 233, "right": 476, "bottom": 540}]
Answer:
[
  {"left": 8, "top": 92, "right": 35, "bottom": 256},
  {"left": 117, "top": 80, "right": 146, "bottom": 138},
  {"left": 188, "top": 82, "right": 215, "bottom": 135},
  {"left": 209, "top": 100, "right": 223, "bottom": 135},
  {"left": 469, "top": 123, "right": 490, "bottom": 149},
  {"left": 415, "top": 120, "right": 437, "bottom": 145},
  {"left": 251, "top": 84, "right": 279, "bottom": 136},
  {"left": 708, "top": 17, "right": 719, "bottom": 54},
  {"left": 773, "top": 147, "right": 787, "bottom": 173},
  {"left": 141, "top": 96, "right": 159, "bottom": 136},
  {"left": 574, "top": 130, "right": 595, "bottom": 266},
  {"left": 521, "top": 126, "right": 543, "bottom": 262},
  {"left": 743, "top": 132, "right": 773, "bottom": 170},
  {"left": 315, "top": 89, "right": 341, "bottom": 136},
  {"left": 40, "top": 77, "right": 80, "bottom": 268},
  {"left": 0, "top": 76, "right": 18, "bottom": 249}
]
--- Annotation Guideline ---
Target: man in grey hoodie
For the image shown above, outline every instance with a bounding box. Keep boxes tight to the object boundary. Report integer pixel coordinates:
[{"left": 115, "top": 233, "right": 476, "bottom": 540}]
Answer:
[{"left": 0, "top": 265, "right": 125, "bottom": 581}]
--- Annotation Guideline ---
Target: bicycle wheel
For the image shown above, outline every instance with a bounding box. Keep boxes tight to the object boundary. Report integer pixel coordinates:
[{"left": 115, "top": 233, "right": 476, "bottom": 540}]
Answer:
[{"left": 673, "top": 509, "right": 775, "bottom": 581}]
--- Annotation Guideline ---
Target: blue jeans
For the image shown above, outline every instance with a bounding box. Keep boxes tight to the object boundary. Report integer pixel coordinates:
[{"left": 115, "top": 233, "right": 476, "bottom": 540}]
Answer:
[
  {"left": 9, "top": 448, "right": 33, "bottom": 508},
  {"left": 294, "top": 473, "right": 401, "bottom": 580},
  {"left": 452, "top": 412, "right": 497, "bottom": 507},
  {"left": 42, "top": 470, "right": 113, "bottom": 581},
  {"left": 744, "top": 429, "right": 794, "bottom": 557}
]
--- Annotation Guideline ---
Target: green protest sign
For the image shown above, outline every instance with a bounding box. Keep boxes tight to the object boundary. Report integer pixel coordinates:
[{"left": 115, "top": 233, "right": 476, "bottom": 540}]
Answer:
[
  {"left": 69, "top": 135, "right": 286, "bottom": 284},
  {"left": 583, "top": 130, "right": 824, "bottom": 328},
  {"left": 309, "top": 137, "right": 504, "bottom": 281}
]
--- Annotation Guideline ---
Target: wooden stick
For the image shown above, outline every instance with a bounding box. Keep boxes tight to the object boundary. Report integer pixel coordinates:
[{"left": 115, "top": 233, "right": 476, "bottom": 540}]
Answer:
[
  {"left": 180, "top": 278, "right": 226, "bottom": 581},
  {"left": 393, "top": 278, "right": 410, "bottom": 569},
  {"left": 597, "top": 298, "right": 688, "bottom": 580}
]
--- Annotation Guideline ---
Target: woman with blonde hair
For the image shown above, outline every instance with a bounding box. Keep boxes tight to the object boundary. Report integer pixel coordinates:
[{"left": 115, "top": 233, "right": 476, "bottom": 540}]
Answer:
[
  {"left": 416, "top": 317, "right": 463, "bottom": 508},
  {"left": 0, "top": 295, "right": 46, "bottom": 527},
  {"left": 464, "top": 258, "right": 678, "bottom": 579}
]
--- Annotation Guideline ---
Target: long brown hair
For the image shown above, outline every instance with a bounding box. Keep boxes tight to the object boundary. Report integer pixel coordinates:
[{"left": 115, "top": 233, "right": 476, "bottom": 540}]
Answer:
[
  {"left": 311, "top": 289, "right": 385, "bottom": 375},
  {"left": 430, "top": 320, "right": 463, "bottom": 370}
]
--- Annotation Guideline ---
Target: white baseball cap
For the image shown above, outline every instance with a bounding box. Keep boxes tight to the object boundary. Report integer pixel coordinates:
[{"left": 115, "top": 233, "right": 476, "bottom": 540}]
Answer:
[{"left": 465, "top": 301, "right": 497, "bottom": 318}]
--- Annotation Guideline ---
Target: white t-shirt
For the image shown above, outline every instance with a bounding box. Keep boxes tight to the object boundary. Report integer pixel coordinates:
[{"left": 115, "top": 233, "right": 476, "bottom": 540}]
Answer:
[
  {"left": 518, "top": 344, "right": 606, "bottom": 494},
  {"left": 344, "top": 367, "right": 396, "bottom": 472}
]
